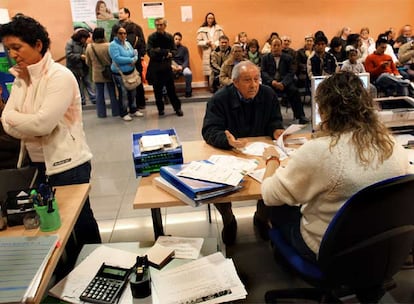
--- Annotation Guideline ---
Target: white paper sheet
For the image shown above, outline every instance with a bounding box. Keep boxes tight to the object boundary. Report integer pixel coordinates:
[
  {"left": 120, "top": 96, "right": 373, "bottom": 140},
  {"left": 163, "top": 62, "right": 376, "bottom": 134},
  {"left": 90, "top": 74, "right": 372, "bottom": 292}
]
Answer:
[
  {"left": 177, "top": 161, "right": 244, "bottom": 187},
  {"left": 248, "top": 168, "right": 266, "bottom": 183},
  {"left": 141, "top": 134, "right": 172, "bottom": 148},
  {"left": 207, "top": 154, "right": 258, "bottom": 174},
  {"left": 155, "top": 236, "right": 204, "bottom": 259},
  {"left": 240, "top": 141, "right": 291, "bottom": 160},
  {"left": 150, "top": 252, "right": 247, "bottom": 304}
]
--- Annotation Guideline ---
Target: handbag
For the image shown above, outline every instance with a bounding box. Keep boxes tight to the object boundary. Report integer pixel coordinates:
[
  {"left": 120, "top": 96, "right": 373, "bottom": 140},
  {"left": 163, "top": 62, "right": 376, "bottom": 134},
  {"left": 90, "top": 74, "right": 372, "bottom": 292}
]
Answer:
[
  {"left": 114, "top": 62, "right": 141, "bottom": 91},
  {"left": 91, "top": 44, "right": 112, "bottom": 80}
]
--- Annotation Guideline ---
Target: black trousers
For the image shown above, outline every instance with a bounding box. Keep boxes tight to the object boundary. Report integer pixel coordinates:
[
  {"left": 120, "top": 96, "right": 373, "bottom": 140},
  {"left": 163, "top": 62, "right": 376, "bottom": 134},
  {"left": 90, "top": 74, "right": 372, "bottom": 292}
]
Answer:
[
  {"left": 274, "top": 85, "right": 305, "bottom": 119},
  {"left": 148, "top": 60, "right": 181, "bottom": 113}
]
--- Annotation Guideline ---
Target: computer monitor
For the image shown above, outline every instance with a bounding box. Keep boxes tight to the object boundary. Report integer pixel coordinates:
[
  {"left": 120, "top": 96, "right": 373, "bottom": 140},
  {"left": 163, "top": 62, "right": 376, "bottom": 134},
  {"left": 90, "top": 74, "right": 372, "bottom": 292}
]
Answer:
[
  {"left": 311, "top": 73, "right": 371, "bottom": 131},
  {"left": 311, "top": 76, "right": 327, "bottom": 132},
  {"left": 358, "top": 72, "right": 370, "bottom": 90}
]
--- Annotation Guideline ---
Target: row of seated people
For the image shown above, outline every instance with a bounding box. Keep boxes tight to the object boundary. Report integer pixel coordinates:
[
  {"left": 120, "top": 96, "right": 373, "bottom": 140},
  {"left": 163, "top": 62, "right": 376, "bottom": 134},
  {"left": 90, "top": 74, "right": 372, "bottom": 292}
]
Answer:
[
  {"left": 209, "top": 30, "right": 414, "bottom": 101},
  {"left": 211, "top": 37, "right": 309, "bottom": 124}
]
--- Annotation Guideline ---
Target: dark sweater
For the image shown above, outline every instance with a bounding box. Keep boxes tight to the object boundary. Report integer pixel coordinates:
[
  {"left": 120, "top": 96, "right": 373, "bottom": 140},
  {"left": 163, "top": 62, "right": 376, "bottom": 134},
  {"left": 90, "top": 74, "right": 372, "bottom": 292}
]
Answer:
[{"left": 202, "top": 84, "right": 284, "bottom": 149}]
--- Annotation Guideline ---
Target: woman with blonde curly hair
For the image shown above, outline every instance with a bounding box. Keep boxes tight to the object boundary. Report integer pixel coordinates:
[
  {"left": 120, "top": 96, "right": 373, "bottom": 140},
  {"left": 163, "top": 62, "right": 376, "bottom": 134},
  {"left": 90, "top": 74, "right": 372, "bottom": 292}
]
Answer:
[{"left": 261, "top": 71, "right": 408, "bottom": 262}]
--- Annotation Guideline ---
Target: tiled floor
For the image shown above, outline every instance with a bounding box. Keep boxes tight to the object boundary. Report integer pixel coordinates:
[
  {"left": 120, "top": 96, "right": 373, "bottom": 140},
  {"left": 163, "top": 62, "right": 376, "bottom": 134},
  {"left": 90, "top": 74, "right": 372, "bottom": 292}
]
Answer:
[{"left": 83, "top": 95, "right": 414, "bottom": 303}]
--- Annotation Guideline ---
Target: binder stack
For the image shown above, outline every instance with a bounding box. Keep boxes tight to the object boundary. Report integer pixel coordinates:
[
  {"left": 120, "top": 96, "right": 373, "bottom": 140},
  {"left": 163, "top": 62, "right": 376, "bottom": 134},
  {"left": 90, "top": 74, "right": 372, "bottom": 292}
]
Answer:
[{"left": 154, "top": 162, "right": 243, "bottom": 207}]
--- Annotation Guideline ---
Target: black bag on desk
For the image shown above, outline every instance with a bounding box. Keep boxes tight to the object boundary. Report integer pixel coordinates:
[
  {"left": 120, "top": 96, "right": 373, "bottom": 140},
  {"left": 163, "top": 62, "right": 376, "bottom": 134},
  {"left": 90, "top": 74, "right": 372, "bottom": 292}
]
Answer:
[{"left": 5, "top": 189, "right": 36, "bottom": 226}]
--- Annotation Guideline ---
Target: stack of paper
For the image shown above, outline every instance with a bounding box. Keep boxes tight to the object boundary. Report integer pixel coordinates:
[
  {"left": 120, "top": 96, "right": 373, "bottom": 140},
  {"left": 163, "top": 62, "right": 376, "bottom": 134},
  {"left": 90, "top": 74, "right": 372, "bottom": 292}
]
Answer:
[
  {"left": 0, "top": 235, "right": 58, "bottom": 304},
  {"left": 151, "top": 252, "right": 247, "bottom": 303}
]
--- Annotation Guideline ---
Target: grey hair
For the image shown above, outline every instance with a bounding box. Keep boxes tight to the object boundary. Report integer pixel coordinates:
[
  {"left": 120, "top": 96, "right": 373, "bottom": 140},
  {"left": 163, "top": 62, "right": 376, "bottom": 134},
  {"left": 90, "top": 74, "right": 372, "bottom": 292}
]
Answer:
[
  {"left": 154, "top": 17, "right": 167, "bottom": 25},
  {"left": 231, "top": 61, "right": 260, "bottom": 80}
]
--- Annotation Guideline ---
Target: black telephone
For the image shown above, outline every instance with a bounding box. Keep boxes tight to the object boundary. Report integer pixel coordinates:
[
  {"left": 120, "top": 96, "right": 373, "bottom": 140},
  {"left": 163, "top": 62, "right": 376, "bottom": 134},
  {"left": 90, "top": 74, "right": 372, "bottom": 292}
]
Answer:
[{"left": 80, "top": 263, "right": 130, "bottom": 304}]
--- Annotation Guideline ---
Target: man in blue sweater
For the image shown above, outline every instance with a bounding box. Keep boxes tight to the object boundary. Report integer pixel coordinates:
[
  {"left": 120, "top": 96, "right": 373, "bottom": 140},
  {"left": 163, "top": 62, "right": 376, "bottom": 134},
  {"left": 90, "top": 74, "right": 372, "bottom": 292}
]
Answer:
[{"left": 172, "top": 32, "right": 193, "bottom": 97}]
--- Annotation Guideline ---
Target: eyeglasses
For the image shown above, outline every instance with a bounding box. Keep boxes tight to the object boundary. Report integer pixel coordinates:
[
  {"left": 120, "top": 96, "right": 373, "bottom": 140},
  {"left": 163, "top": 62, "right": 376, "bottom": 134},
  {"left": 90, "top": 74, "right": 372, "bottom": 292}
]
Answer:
[
  {"left": 118, "top": 32, "right": 127, "bottom": 35},
  {"left": 155, "top": 23, "right": 164, "bottom": 27}
]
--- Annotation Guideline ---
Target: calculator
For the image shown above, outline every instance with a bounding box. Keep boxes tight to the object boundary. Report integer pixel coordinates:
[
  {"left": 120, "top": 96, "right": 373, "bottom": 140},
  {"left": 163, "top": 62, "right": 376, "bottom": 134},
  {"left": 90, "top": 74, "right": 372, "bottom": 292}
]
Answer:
[{"left": 80, "top": 263, "right": 130, "bottom": 304}]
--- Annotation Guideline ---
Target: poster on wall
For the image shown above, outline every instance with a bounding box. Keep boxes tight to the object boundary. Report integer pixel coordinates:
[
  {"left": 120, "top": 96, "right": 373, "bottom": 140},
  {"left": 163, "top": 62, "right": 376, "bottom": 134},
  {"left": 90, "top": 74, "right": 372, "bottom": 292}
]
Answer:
[
  {"left": 142, "top": 2, "right": 165, "bottom": 19},
  {"left": 69, "top": 0, "right": 119, "bottom": 39}
]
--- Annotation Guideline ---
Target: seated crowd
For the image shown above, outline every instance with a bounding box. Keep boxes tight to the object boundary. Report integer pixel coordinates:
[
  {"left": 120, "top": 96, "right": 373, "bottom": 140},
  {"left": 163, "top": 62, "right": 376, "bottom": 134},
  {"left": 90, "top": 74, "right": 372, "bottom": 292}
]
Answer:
[
  {"left": 208, "top": 25, "right": 414, "bottom": 104},
  {"left": 201, "top": 23, "right": 414, "bottom": 246}
]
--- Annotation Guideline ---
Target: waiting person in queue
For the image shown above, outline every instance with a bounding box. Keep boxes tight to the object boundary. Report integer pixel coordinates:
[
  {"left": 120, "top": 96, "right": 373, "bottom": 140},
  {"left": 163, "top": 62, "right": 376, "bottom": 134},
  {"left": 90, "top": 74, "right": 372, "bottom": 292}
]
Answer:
[
  {"left": 172, "top": 32, "right": 193, "bottom": 98},
  {"left": 261, "top": 71, "right": 408, "bottom": 262},
  {"left": 109, "top": 24, "right": 144, "bottom": 121},
  {"left": 261, "top": 37, "right": 309, "bottom": 124},
  {"left": 202, "top": 61, "right": 284, "bottom": 246},
  {"left": 85, "top": 27, "right": 119, "bottom": 118},
  {"left": 65, "top": 28, "right": 96, "bottom": 106},
  {"left": 147, "top": 17, "right": 183, "bottom": 117},
  {"left": 0, "top": 15, "right": 102, "bottom": 266}
]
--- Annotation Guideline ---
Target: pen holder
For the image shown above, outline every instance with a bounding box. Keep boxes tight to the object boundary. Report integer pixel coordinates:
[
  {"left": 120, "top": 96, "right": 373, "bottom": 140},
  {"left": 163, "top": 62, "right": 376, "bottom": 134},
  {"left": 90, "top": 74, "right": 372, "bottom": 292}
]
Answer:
[
  {"left": 129, "top": 273, "right": 151, "bottom": 298},
  {"left": 34, "top": 199, "right": 61, "bottom": 232}
]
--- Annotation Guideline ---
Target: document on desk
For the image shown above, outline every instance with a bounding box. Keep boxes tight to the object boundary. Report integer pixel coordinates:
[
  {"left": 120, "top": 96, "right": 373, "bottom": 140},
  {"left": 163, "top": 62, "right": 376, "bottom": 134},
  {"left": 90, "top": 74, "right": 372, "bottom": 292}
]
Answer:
[
  {"left": 177, "top": 161, "right": 244, "bottom": 187},
  {"left": 207, "top": 154, "right": 258, "bottom": 174},
  {"left": 49, "top": 245, "right": 137, "bottom": 303},
  {"left": 155, "top": 236, "right": 204, "bottom": 259},
  {"left": 0, "top": 235, "right": 58, "bottom": 304},
  {"left": 151, "top": 252, "right": 247, "bottom": 304}
]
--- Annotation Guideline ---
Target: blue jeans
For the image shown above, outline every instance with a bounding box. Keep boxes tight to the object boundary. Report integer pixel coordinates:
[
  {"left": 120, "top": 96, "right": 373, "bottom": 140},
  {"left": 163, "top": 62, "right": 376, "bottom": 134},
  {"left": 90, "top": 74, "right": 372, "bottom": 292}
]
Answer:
[
  {"left": 33, "top": 161, "right": 102, "bottom": 247},
  {"left": 269, "top": 205, "right": 317, "bottom": 263},
  {"left": 375, "top": 73, "right": 410, "bottom": 96},
  {"left": 175, "top": 67, "right": 193, "bottom": 94},
  {"left": 75, "top": 72, "right": 96, "bottom": 104},
  {"left": 112, "top": 73, "right": 137, "bottom": 117},
  {"left": 95, "top": 82, "right": 119, "bottom": 117}
]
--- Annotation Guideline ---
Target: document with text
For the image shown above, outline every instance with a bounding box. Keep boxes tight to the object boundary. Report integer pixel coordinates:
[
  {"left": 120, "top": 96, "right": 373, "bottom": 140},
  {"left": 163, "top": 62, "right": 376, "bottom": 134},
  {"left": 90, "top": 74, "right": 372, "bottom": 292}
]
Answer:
[{"left": 151, "top": 252, "right": 247, "bottom": 304}]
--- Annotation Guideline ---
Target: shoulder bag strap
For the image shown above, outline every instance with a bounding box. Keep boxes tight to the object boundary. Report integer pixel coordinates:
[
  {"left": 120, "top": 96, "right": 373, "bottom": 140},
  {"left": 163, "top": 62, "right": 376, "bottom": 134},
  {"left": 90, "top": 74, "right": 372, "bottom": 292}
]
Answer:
[
  {"left": 113, "top": 61, "right": 124, "bottom": 75},
  {"left": 91, "top": 44, "right": 106, "bottom": 66}
]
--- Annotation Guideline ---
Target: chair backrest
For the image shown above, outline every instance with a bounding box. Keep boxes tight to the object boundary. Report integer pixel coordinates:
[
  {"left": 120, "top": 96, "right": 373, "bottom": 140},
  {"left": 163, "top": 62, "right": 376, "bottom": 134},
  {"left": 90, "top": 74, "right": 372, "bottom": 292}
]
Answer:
[
  {"left": 318, "top": 174, "right": 414, "bottom": 288},
  {"left": 0, "top": 166, "right": 38, "bottom": 204}
]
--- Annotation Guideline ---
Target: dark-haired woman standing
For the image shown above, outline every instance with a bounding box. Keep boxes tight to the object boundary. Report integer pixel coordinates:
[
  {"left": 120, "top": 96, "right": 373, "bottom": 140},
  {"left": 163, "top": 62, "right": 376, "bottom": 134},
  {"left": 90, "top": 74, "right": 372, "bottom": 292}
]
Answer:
[{"left": 0, "top": 15, "right": 102, "bottom": 263}]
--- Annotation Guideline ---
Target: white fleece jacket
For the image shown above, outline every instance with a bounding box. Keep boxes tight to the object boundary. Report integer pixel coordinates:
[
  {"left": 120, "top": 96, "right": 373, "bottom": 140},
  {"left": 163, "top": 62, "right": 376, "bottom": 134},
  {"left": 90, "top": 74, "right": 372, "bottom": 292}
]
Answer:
[
  {"left": 261, "top": 133, "right": 408, "bottom": 254},
  {"left": 1, "top": 52, "right": 92, "bottom": 175}
]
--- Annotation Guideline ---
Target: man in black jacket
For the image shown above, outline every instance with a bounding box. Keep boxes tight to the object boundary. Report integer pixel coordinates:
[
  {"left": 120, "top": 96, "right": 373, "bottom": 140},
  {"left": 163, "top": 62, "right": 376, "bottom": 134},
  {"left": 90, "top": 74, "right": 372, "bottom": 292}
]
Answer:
[
  {"left": 147, "top": 18, "right": 183, "bottom": 116},
  {"left": 261, "top": 37, "right": 308, "bottom": 124},
  {"left": 202, "top": 61, "right": 284, "bottom": 245}
]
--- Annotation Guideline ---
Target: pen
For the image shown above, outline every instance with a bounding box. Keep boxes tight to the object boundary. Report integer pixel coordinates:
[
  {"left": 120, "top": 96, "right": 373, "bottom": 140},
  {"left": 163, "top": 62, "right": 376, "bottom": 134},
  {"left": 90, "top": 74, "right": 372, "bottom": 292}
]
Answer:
[{"left": 47, "top": 189, "right": 56, "bottom": 213}]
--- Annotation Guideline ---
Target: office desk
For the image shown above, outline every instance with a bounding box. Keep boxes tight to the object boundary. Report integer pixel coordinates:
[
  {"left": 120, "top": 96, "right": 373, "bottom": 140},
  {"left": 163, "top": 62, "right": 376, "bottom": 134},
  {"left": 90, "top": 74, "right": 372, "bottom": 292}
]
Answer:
[
  {"left": 2, "top": 183, "right": 90, "bottom": 304},
  {"left": 133, "top": 138, "right": 271, "bottom": 239}
]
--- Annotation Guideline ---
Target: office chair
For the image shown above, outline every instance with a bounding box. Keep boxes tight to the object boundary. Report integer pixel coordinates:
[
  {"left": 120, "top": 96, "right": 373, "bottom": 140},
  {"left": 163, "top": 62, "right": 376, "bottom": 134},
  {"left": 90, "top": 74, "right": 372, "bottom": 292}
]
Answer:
[{"left": 265, "top": 174, "right": 414, "bottom": 304}]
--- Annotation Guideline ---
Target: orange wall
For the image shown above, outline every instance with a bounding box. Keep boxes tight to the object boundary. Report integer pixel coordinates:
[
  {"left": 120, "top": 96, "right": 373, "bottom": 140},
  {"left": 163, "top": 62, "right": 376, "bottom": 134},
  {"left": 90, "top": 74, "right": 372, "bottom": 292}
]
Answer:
[{"left": 3, "top": 0, "right": 414, "bottom": 85}]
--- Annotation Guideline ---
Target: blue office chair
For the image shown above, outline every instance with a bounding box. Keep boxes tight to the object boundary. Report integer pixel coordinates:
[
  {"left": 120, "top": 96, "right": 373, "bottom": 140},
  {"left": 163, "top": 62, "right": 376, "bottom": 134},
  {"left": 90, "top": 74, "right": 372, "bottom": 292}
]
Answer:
[{"left": 265, "top": 174, "right": 414, "bottom": 303}]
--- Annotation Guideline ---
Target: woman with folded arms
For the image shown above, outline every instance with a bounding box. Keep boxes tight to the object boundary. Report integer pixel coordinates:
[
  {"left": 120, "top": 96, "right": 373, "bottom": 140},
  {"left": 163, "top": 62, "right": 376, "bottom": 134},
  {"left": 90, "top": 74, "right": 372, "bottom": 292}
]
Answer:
[
  {"left": 261, "top": 71, "right": 408, "bottom": 262},
  {"left": 0, "top": 15, "right": 101, "bottom": 265},
  {"left": 109, "top": 24, "right": 143, "bottom": 121}
]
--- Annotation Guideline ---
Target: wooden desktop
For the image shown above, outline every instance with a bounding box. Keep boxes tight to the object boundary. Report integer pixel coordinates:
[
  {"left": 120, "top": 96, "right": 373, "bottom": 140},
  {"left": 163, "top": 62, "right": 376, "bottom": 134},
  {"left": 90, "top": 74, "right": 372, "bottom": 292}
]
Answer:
[
  {"left": 2, "top": 183, "right": 90, "bottom": 304},
  {"left": 133, "top": 138, "right": 271, "bottom": 239}
]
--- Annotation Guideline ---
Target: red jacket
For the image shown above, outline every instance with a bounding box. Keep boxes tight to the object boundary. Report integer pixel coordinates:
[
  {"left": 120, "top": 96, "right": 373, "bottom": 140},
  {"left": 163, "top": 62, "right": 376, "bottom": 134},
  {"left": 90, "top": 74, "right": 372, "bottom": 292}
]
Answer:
[{"left": 364, "top": 52, "right": 400, "bottom": 80}]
